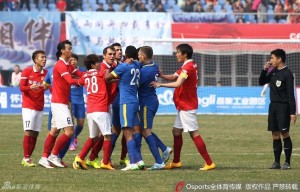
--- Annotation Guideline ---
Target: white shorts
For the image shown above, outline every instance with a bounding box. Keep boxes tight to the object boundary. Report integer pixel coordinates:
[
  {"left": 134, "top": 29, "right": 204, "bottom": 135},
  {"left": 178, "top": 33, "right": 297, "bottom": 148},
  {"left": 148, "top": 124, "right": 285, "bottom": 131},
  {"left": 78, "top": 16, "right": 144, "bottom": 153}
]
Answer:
[
  {"left": 51, "top": 103, "right": 73, "bottom": 129},
  {"left": 87, "top": 112, "right": 112, "bottom": 138},
  {"left": 22, "top": 108, "right": 43, "bottom": 132},
  {"left": 173, "top": 110, "right": 199, "bottom": 132}
]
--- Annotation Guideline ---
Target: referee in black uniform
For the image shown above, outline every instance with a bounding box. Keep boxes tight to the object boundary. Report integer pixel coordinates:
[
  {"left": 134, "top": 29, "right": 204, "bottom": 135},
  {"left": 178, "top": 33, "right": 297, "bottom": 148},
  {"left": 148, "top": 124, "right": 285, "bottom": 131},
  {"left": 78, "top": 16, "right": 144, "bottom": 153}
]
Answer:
[{"left": 259, "top": 49, "right": 296, "bottom": 170}]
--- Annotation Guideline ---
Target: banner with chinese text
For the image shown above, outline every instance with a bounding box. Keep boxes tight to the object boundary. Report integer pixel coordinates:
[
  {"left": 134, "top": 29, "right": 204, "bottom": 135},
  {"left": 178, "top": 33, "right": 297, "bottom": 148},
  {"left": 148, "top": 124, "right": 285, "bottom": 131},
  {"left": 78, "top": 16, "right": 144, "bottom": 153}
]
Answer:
[
  {"left": 0, "top": 12, "right": 61, "bottom": 70},
  {"left": 65, "top": 12, "right": 172, "bottom": 55}
]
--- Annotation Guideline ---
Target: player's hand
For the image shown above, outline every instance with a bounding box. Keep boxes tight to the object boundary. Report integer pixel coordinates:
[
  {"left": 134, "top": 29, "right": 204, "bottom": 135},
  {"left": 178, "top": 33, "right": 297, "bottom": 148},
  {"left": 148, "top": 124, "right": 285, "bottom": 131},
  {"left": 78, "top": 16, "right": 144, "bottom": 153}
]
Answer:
[
  {"left": 263, "top": 61, "right": 272, "bottom": 71},
  {"left": 150, "top": 81, "right": 161, "bottom": 88},
  {"left": 290, "top": 115, "right": 296, "bottom": 124},
  {"left": 30, "top": 84, "right": 39, "bottom": 90}
]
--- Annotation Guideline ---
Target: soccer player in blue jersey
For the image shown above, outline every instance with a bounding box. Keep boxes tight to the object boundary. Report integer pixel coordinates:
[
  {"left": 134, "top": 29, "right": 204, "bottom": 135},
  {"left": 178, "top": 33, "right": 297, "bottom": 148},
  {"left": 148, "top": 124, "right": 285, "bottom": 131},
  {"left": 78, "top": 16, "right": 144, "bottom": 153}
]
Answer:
[
  {"left": 69, "top": 53, "right": 86, "bottom": 151},
  {"left": 137, "top": 46, "right": 172, "bottom": 170},
  {"left": 105, "top": 45, "right": 144, "bottom": 171}
]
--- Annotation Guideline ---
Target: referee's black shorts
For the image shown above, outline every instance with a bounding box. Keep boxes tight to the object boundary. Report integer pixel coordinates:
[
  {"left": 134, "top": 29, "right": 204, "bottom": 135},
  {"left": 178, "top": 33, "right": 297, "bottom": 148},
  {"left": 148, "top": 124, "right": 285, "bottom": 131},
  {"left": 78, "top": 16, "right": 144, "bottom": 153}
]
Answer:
[{"left": 268, "top": 102, "right": 290, "bottom": 132}]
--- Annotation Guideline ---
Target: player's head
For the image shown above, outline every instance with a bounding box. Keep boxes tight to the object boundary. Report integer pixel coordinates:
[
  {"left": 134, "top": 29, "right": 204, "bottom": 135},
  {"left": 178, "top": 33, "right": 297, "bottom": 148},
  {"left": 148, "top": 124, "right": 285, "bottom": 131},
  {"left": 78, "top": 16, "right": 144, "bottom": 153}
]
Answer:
[
  {"left": 69, "top": 53, "right": 78, "bottom": 67},
  {"left": 13, "top": 64, "right": 20, "bottom": 73},
  {"left": 111, "top": 42, "right": 122, "bottom": 61},
  {"left": 103, "top": 46, "right": 116, "bottom": 66},
  {"left": 125, "top": 45, "right": 137, "bottom": 60},
  {"left": 56, "top": 40, "right": 72, "bottom": 61},
  {"left": 270, "top": 49, "right": 286, "bottom": 66},
  {"left": 176, "top": 44, "right": 193, "bottom": 62},
  {"left": 32, "top": 50, "right": 46, "bottom": 67},
  {"left": 84, "top": 54, "right": 101, "bottom": 70},
  {"left": 138, "top": 46, "right": 153, "bottom": 63}
]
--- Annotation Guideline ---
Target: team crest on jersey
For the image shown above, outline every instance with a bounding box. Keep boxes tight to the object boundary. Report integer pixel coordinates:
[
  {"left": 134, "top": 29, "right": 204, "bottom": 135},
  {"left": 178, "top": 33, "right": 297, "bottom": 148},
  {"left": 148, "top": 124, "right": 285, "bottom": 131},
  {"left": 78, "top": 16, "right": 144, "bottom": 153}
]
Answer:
[{"left": 276, "top": 80, "right": 281, "bottom": 87}]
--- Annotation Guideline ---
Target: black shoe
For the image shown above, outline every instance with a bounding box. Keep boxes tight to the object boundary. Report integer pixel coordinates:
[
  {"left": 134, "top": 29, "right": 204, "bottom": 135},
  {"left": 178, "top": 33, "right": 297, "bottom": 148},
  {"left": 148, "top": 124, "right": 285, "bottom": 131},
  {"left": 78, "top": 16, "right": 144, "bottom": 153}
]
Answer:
[
  {"left": 269, "top": 162, "right": 281, "bottom": 169},
  {"left": 281, "top": 162, "right": 291, "bottom": 170}
]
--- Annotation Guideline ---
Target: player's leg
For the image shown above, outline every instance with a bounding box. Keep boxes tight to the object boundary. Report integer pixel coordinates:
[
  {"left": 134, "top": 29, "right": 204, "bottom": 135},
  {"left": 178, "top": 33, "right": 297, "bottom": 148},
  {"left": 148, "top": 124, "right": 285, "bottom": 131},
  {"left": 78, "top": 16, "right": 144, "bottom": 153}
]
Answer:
[
  {"left": 120, "top": 104, "right": 139, "bottom": 171},
  {"left": 48, "top": 103, "right": 74, "bottom": 168},
  {"left": 70, "top": 103, "right": 85, "bottom": 150},
  {"left": 97, "top": 112, "right": 114, "bottom": 170},
  {"left": 73, "top": 113, "right": 98, "bottom": 170},
  {"left": 86, "top": 133, "right": 103, "bottom": 168},
  {"left": 140, "top": 105, "right": 165, "bottom": 170},
  {"left": 165, "top": 111, "right": 183, "bottom": 170},
  {"left": 133, "top": 115, "right": 144, "bottom": 169},
  {"left": 279, "top": 103, "right": 292, "bottom": 170},
  {"left": 269, "top": 102, "right": 282, "bottom": 169},
  {"left": 21, "top": 108, "right": 41, "bottom": 167}
]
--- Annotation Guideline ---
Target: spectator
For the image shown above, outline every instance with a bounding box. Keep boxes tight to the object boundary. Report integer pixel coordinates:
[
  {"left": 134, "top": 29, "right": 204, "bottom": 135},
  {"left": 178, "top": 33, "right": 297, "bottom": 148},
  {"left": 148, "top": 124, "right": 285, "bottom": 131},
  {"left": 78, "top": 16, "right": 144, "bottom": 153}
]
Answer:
[
  {"left": 182, "top": 0, "right": 194, "bottom": 12},
  {"left": 236, "top": 15, "right": 245, "bottom": 23},
  {"left": 155, "top": 3, "right": 166, "bottom": 12},
  {"left": 106, "top": 3, "right": 115, "bottom": 11},
  {"left": 0, "top": 0, "right": 5, "bottom": 11},
  {"left": 67, "top": 0, "right": 82, "bottom": 11},
  {"left": 206, "top": 4, "right": 215, "bottom": 12},
  {"left": 56, "top": 0, "right": 66, "bottom": 12},
  {"left": 257, "top": 0, "right": 268, "bottom": 23},
  {"left": 194, "top": 3, "right": 204, "bottom": 12},
  {"left": 244, "top": 0, "right": 254, "bottom": 12},
  {"left": 19, "top": 0, "right": 30, "bottom": 11},
  {"left": 0, "top": 71, "right": 5, "bottom": 87},
  {"left": 274, "top": 0, "right": 286, "bottom": 22},
  {"left": 96, "top": 3, "right": 104, "bottom": 11},
  {"left": 11, "top": 65, "right": 21, "bottom": 87},
  {"left": 233, "top": 0, "right": 244, "bottom": 13},
  {"left": 137, "top": 3, "right": 148, "bottom": 11},
  {"left": 119, "top": 0, "right": 134, "bottom": 11}
]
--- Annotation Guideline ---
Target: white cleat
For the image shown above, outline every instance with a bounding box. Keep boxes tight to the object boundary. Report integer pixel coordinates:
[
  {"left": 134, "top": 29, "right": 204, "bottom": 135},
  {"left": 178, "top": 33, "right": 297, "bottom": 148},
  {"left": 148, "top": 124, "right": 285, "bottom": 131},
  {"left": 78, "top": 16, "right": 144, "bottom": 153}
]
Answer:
[
  {"left": 48, "top": 154, "right": 64, "bottom": 168},
  {"left": 147, "top": 162, "right": 165, "bottom": 170},
  {"left": 121, "top": 164, "right": 139, "bottom": 171},
  {"left": 38, "top": 157, "right": 54, "bottom": 169},
  {"left": 162, "top": 147, "right": 173, "bottom": 163}
]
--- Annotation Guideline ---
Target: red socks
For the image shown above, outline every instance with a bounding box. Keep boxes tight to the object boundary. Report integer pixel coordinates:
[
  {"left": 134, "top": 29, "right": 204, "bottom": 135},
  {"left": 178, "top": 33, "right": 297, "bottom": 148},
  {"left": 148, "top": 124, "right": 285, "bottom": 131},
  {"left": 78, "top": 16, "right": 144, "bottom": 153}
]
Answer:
[
  {"left": 89, "top": 136, "right": 104, "bottom": 161},
  {"left": 173, "top": 135, "right": 183, "bottom": 163},
  {"left": 52, "top": 134, "right": 70, "bottom": 156},
  {"left": 193, "top": 135, "right": 212, "bottom": 165},
  {"left": 79, "top": 138, "right": 95, "bottom": 160},
  {"left": 102, "top": 140, "right": 112, "bottom": 165},
  {"left": 23, "top": 135, "right": 30, "bottom": 159},
  {"left": 42, "top": 134, "right": 56, "bottom": 158}
]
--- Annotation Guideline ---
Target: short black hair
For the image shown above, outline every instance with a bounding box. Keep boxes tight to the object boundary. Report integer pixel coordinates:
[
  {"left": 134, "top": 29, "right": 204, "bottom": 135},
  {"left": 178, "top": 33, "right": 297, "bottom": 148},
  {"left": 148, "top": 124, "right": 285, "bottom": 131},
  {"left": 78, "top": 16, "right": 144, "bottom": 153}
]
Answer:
[
  {"left": 32, "top": 50, "right": 46, "bottom": 62},
  {"left": 125, "top": 45, "right": 137, "bottom": 60},
  {"left": 103, "top": 46, "right": 115, "bottom": 55},
  {"left": 56, "top": 40, "right": 72, "bottom": 60},
  {"left": 71, "top": 53, "right": 78, "bottom": 61},
  {"left": 176, "top": 44, "right": 193, "bottom": 59},
  {"left": 84, "top": 54, "right": 100, "bottom": 70},
  {"left": 111, "top": 42, "right": 121, "bottom": 47},
  {"left": 271, "top": 49, "right": 286, "bottom": 63}
]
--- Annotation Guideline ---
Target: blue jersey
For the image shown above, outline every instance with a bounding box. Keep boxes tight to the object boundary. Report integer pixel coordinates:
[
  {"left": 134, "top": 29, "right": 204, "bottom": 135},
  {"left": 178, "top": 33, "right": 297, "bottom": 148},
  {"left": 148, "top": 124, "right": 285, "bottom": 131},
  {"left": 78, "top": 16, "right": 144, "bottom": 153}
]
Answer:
[
  {"left": 70, "top": 67, "right": 85, "bottom": 104},
  {"left": 111, "top": 61, "right": 140, "bottom": 104},
  {"left": 44, "top": 66, "right": 53, "bottom": 85},
  {"left": 138, "top": 62, "right": 159, "bottom": 106}
]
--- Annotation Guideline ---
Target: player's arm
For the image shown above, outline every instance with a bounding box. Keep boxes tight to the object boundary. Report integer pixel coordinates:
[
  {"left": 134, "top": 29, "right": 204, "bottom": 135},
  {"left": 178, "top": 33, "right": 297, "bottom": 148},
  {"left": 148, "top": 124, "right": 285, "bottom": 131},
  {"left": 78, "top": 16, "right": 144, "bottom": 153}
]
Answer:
[
  {"left": 150, "top": 72, "right": 186, "bottom": 88},
  {"left": 159, "top": 72, "right": 178, "bottom": 81},
  {"left": 19, "top": 70, "right": 39, "bottom": 91},
  {"left": 72, "top": 68, "right": 84, "bottom": 78},
  {"left": 259, "top": 61, "right": 272, "bottom": 85},
  {"left": 286, "top": 72, "right": 297, "bottom": 123},
  {"left": 105, "top": 70, "right": 118, "bottom": 82}
]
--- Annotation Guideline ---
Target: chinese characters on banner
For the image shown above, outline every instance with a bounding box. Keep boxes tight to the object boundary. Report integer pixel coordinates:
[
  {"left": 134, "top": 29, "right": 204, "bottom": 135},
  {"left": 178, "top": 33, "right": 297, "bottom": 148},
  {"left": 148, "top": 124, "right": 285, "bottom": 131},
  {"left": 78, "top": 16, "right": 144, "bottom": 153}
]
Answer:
[
  {"left": 0, "top": 12, "right": 60, "bottom": 70},
  {"left": 65, "top": 12, "right": 172, "bottom": 55}
]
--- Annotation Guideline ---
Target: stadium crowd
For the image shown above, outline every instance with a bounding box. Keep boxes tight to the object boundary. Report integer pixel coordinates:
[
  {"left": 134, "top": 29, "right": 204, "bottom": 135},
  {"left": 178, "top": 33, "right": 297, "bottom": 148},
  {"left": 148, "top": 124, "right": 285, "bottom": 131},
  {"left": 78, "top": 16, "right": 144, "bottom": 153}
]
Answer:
[{"left": 0, "top": 0, "right": 299, "bottom": 23}]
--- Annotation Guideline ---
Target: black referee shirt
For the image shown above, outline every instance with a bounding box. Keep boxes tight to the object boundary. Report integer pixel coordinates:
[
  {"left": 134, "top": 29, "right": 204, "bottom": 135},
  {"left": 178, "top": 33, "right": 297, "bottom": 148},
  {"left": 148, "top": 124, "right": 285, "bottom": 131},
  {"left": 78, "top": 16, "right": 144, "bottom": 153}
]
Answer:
[{"left": 259, "top": 66, "right": 296, "bottom": 115}]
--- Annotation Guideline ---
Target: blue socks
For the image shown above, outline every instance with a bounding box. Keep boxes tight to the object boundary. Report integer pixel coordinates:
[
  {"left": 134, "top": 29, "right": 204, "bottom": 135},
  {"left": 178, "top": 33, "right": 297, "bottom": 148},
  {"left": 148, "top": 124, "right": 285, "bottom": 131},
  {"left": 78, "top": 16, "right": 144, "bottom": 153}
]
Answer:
[
  {"left": 127, "top": 139, "right": 137, "bottom": 164},
  {"left": 152, "top": 132, "right": 167, "bottom": 152},
  {"left": 145, "top": 134, "right": 163, "bottom": 164},
  {"left": 134, "top": 133, "right": 143, "bottom": 162}
]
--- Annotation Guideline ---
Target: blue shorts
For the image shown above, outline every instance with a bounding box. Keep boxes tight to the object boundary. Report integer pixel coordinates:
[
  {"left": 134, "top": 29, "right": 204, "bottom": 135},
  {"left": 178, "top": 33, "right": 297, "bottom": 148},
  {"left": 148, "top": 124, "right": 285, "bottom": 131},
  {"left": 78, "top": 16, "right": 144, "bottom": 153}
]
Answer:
[
  {"left": 71, "top": 103, "right": 86, "bottom": 119},
  {"left": 120, "top": 103, "right": 139, "bottom": 128},
  {"left": 48, "top": 107, "right": 52, "bottom": 131},
  {"left": 139, "top": 103, "right": 158, "bottom": 129}
]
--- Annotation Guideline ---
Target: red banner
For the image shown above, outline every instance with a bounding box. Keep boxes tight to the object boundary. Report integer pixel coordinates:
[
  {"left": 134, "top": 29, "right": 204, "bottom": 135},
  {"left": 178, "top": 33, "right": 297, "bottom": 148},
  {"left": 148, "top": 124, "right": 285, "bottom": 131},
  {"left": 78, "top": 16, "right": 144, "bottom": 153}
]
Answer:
[{"left": 172, "top": 24, "right": 300, "bottom": 39}]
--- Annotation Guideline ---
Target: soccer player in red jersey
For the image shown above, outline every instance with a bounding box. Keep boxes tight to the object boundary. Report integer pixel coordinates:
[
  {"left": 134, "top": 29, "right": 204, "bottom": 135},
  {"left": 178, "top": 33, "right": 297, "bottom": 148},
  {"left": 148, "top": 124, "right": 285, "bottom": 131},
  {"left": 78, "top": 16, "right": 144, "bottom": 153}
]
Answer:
[
  {"left": 150, "top": 44, "right": 216, "bottom": 171},
  {"left": 39, "top": 40, "right": 83, "bottom": 168},
  {"left": 20, "top": 50, "right": 47, "bottom": 167},
  {"left": 86, "top": 46, "right": 118, "bottom": 168},
  {"left": 73, "top": 54, "right": 114, "bottom": 170}
]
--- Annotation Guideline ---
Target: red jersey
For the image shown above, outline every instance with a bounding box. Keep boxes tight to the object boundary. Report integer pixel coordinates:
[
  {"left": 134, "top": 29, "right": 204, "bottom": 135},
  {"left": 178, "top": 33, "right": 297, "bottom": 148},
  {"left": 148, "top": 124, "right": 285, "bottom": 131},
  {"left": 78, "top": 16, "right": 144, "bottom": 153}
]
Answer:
[
  {"left": 78, "top": 69, "right": 108, "bottom": 113},
  {"left": 100, "top": 61, "right": 118, "bottom": 104},
  {"left": 51, "top": 58, "right": 83, "bottom": 105},
  {"left": 173, "top": 59, "right": 198, "bottom": 110},
  {"left": 20, "top": 66, "right": 48, "bottom": 111}
]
